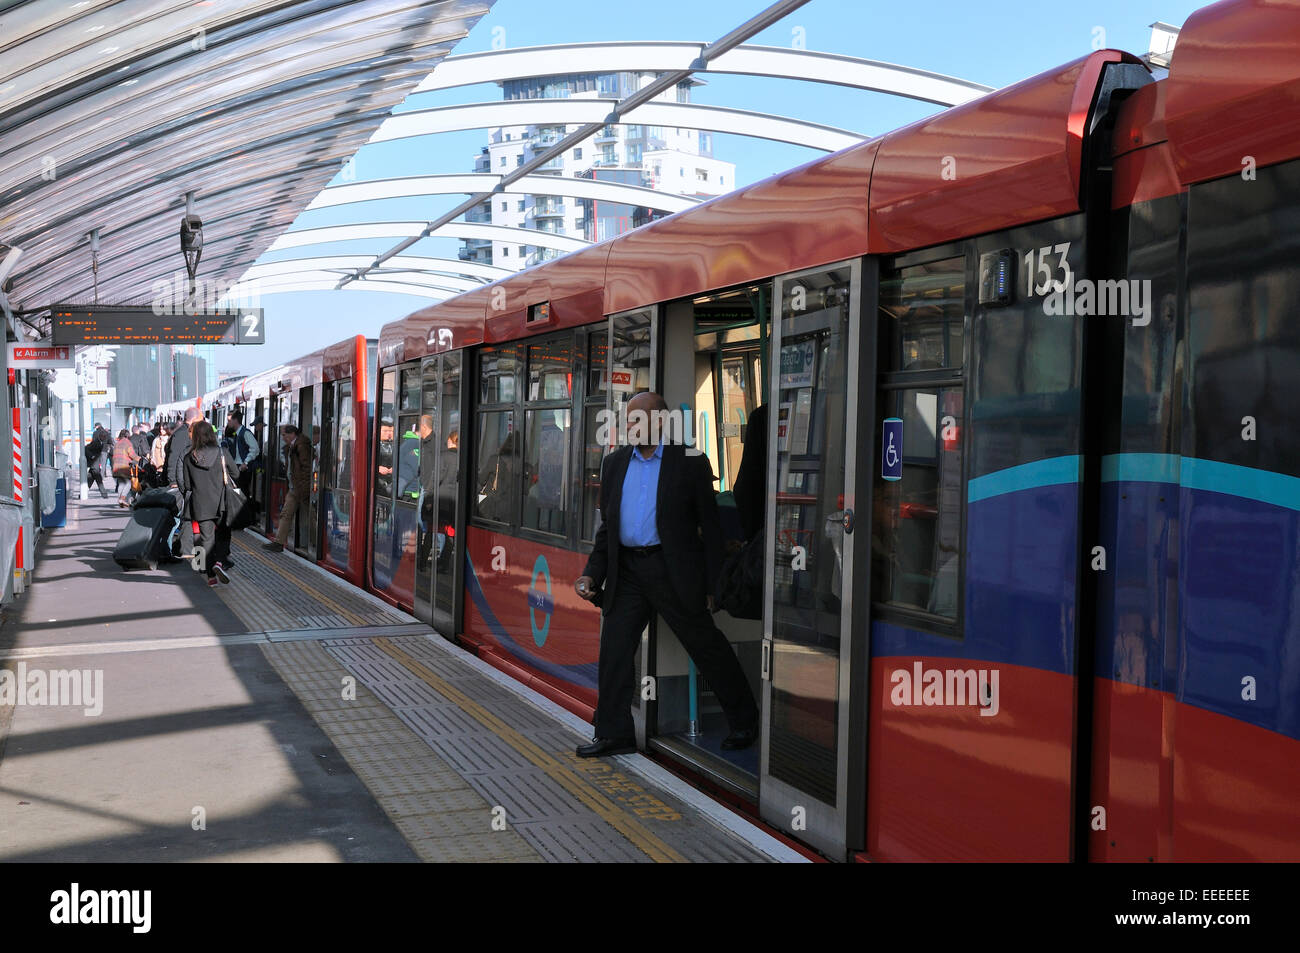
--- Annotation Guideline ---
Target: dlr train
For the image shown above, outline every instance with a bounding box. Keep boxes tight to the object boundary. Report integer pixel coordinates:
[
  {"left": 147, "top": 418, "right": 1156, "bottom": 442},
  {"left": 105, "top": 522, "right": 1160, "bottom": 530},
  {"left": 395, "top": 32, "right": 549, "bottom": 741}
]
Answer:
[{"left": 164, "top": 0, "right": 1300, "bottom": 862}]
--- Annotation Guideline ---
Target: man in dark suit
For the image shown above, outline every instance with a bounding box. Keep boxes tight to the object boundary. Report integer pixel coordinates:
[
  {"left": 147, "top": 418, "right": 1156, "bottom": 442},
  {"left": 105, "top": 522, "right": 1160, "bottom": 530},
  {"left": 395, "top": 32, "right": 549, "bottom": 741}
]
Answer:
[{"left": 574, "top": 391, "right": 759, "bottom": 757}]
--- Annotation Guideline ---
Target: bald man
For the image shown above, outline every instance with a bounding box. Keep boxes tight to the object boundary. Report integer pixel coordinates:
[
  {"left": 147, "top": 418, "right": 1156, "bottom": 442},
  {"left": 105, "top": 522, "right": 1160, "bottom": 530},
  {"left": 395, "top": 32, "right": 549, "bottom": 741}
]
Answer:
[{"left": 575, "top": 391, "right": 758, "bottom": 756}]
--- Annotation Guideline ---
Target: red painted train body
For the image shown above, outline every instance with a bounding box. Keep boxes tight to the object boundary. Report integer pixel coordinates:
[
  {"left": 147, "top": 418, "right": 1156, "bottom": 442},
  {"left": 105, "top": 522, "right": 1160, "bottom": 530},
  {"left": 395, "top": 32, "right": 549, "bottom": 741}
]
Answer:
[{"left": 184, "top": 0, "right": 1300, "bottom": 861}]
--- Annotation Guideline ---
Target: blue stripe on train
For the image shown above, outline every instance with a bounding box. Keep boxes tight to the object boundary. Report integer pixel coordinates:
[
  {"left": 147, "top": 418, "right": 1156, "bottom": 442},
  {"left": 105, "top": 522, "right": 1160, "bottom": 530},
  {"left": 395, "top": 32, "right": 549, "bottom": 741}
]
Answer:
[
  {"left": 464, "top": 554, "right": 599, "bottom": 688},
  {"left": 880, "top": 452, "right": 1300, "bottom": 744},
  {"left": 872, "top": 478, "right": 1081, "bottom": 676},
  {"left": 1102, "top": 453, "right": 1300, "bottom": 511}
]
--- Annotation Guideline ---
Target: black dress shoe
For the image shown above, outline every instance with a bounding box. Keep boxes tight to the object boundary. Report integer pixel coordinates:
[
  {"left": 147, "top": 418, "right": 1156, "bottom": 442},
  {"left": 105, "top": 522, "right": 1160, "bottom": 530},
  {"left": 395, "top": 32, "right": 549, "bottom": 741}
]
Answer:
[
  {"left": 576, "top": 737, "right": 636, "bottom": 758},
  {"left": 721, "top": 726, "right": 758, "bottom": 750}
]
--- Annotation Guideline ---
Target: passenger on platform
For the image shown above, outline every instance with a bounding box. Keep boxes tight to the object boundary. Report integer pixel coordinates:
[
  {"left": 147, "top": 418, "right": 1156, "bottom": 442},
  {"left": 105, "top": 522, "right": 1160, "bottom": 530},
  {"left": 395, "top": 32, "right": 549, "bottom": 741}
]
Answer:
[
  {"left": 131, "top": 424, "right": 154, "bottom": 488},
  {"left": 112, "top": 429, "right": 139, "bottom": 508},
  {"left": 84, "top": 434, "right": 108, "bottom": 499},
  {"left": 166, "top": 408, "right": 203, "bottom": 558},
  {"left": 573, "top": 391, "right": 759, "bottom": 757},
  {"left": 184, "top": 420, "right": 236, "bottom": 587},
  {"left": 263, "top": 424, "right": 312, "bottom": 553},
  {"left": 150, "top": 423, "right": 170, "bottom": 486},
  {"left": 226, "top": 410, "right": 260, "bottom": 497}
]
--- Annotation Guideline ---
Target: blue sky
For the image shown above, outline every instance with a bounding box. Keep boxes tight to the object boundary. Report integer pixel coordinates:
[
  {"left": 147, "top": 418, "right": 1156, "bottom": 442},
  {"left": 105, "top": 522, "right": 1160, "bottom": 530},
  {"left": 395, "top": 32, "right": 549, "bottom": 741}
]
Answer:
[{"left": 221, "top": 0, "right": 1204, "bottom": 377}]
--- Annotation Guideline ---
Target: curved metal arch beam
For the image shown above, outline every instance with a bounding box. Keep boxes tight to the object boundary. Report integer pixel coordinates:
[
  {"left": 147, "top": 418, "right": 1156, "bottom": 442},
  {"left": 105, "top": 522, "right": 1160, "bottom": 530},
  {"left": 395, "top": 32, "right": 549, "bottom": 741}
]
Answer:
[
  {"left": 308, "top": 173, "right": 699, "bottom": 215},
  {"left": 374, "top": 99, "right": 864, "bottom": 153},
  {"left": 415, "top": 42, "right": 992, "bottom": 107},
  {"left": 243, "top": 268, "right": 479, "bottom": 297},
  {"left": 255, "top": 279, "right": 452, "bottom": 300},
  {"left": 242, "top": 254, "right": 510, "bottom": 283},
  {"left": 268, "top": 221, "right": 590, "bottom": 254}
]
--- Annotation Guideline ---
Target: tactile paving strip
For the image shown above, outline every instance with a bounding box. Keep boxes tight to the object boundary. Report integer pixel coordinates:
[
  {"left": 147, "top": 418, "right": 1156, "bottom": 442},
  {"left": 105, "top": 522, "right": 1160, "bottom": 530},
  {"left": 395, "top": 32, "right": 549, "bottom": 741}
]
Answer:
[
  {"left": 214, "top": 535, "right": 412, "bottom": 633},
  {"left": 262, "top": 639, "right": 539, "bottom": 863},
  {"left": 327, "top": 634, "right": 773, "bottom": 863}
]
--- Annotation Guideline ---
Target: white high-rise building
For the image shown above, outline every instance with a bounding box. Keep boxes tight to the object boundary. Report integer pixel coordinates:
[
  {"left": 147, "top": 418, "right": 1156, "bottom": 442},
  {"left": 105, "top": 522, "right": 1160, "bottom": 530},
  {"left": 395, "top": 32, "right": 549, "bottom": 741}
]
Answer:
[{"left": 460, "top": 71, "right": 735, "bottom": 271}]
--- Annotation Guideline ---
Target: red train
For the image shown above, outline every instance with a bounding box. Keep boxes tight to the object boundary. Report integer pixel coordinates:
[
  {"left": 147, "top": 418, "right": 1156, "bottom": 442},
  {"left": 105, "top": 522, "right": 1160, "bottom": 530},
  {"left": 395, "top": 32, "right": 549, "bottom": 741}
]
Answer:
[{"left": 182, "top": 0, "right": 1300, "bottom": 861}]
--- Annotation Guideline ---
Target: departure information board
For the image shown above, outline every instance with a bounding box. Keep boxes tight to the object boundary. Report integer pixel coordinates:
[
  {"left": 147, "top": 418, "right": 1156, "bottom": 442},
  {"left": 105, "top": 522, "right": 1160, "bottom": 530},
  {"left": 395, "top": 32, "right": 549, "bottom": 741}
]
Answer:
[{"left": 49, "top": 306, "right": 266, "bottom": 345}]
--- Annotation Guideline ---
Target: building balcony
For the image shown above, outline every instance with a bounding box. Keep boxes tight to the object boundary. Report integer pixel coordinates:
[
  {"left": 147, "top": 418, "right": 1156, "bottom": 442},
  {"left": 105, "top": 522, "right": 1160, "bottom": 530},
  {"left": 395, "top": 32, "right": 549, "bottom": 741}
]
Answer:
[
  {"left": 530, "top": 131, "right": 562, "bottom": 149},
  {"left": 464, "top": 207, "right": 492, "bottom": 224},
  {"left": 595, "top": 126, "right": 619, "bottom": 142},
  {"left": 527, "top": 203, "right": 565, "bottom": 221},
  {"left": 593, "top": 157, "right": 621, "bottom": 168}
]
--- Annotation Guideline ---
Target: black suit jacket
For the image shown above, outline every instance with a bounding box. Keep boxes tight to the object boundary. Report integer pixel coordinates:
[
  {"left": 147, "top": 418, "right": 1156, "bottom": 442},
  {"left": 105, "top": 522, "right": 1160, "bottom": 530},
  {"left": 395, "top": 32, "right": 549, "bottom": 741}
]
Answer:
[{"left": 583, "top": 444, "right": 724, "bottom": 616}]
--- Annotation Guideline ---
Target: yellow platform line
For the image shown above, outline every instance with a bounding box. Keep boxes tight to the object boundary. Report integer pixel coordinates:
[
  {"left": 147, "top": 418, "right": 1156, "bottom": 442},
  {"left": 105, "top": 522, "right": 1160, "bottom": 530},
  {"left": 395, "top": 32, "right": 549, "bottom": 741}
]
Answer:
[
  {"left": 231, "top": 535, "right": 373, "bottom": 628},
  {"left": 374, "top": 637, "right": 687, "bottom": 863}
]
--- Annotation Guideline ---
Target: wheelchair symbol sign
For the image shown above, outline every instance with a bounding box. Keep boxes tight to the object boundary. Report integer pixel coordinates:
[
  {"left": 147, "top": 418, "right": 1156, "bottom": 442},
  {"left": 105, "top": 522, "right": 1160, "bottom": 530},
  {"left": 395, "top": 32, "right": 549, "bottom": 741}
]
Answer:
[{"left": 882, "top": 417, "right": 903, "bottom": 481}]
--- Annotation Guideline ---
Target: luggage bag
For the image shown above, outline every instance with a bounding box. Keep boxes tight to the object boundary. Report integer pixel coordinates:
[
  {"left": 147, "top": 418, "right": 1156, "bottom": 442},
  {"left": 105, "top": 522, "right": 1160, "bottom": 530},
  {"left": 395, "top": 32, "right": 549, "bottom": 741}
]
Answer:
[
  {"left": 133, "top": 486, "right": 181, "bottom": 514},
  {"left": 113, "top": 506, "right": 174, "bottom": 570}
]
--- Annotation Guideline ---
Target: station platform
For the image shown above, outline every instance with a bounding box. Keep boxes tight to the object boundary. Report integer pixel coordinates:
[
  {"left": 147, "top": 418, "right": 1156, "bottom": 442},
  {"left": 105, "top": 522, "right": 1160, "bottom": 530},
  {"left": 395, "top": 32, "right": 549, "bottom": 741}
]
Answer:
[{"left": 0, "top": 493, "right": 801, "bottom": 863}]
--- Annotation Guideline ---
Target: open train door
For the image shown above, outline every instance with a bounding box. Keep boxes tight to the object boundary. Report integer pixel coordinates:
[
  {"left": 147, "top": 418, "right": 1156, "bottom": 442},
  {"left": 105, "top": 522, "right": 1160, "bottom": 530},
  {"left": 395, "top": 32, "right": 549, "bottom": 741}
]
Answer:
[{"left": 759, "top": 258, "right": 873, "bottom": 859}]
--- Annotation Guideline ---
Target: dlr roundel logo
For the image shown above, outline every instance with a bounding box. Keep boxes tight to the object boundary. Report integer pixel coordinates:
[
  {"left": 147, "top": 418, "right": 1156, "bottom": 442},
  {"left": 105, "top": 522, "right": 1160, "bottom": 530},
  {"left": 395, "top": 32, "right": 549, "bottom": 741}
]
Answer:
[{"left": 527, "top": 555, "right": 553, "bottom": 647}]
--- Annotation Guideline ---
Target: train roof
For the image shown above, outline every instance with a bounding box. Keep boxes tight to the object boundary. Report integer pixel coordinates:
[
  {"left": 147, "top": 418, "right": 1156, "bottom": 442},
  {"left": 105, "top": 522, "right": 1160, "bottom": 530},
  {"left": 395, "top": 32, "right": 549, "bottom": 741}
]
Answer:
[
  {"left": 378, "top": 0, "right": 1293, "bottom": 363},
  {"left": 1111, "top": 0, "right": 1300, "bottom": 203}
]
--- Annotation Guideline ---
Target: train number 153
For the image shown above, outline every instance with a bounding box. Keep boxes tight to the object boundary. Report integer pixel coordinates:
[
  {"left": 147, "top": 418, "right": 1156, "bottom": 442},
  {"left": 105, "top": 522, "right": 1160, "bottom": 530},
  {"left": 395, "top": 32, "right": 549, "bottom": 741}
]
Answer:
[{"left": 1023, "top": 243, "right": 1072, "bottom": 297}]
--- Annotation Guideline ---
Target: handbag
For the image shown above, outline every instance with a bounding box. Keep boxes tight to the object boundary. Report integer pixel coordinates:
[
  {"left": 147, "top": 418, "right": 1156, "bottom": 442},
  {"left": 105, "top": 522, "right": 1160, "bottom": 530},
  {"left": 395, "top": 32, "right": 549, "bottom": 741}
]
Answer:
[
  {"left": 130, "top": 462, "right": 141, "bottom": 493},
  {"left": 714, "top": 533, "right": 765, "bottom": 620},
  {"left": 219, "top": 455, "right": 258, "bottom": 531}
]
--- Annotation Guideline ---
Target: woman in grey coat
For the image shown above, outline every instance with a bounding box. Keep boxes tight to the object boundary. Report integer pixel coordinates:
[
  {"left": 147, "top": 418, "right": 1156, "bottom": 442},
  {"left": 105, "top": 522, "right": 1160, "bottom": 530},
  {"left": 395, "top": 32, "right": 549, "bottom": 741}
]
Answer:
[{"left": 183, "top": 421, "right": 238, "bottom": 586}]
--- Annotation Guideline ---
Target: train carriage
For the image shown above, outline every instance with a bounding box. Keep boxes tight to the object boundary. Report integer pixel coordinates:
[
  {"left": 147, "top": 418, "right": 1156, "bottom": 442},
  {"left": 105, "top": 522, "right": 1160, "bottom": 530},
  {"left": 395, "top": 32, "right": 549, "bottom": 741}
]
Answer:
[
  {"left": 189, "top": 0, "right": 1299, "bottom": 862},
  {"left": 238, "top": 335, "right": 375, "bottom": 586}
]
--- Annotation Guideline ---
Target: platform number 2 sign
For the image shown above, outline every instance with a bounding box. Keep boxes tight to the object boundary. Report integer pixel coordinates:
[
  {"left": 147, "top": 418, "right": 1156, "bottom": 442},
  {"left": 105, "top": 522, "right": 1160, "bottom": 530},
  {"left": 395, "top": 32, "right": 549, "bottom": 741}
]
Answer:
[{"left": 240, "top": 312, "right": 263, "bottom": 343}]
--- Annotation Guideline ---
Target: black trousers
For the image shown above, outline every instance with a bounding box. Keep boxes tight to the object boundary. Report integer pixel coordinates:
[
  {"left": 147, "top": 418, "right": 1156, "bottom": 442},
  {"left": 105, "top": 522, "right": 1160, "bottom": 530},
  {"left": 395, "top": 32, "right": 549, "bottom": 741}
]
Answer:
[
  {"left": 195, "top": 518, "right": 231, "bottom": 576},
  {"left": 594, "top": 549, "right": 758, "bottom": 740}
]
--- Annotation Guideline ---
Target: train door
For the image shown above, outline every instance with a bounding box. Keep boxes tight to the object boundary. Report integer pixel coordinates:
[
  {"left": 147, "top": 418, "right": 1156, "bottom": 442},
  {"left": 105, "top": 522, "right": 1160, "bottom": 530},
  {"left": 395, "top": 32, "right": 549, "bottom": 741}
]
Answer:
[
  {"left": 759, "top": 259, "right": 871, "bottom": 858},
  {"left": 414, "top": 352, "right": 467, "bottom": 632},
  {"left": 319, "top": 381, "right": 340, "bottom": 571},
  {"left": 414, "top": 360, "right": 439, "bottom": 623},
  {"left": 269, "top": 391, "right": 292, "bottom": 540},
  {"left": 295, "top": 385, "right": 320, "bottom": 560},
  {"left": 252, "top": 397, "right": 267, "bottom": 514}
]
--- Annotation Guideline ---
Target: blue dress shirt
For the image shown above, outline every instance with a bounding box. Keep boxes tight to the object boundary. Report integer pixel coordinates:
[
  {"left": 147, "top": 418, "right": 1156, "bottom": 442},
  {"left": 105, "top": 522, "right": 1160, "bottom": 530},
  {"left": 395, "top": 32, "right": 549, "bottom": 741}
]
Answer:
[{"left": 619, "top": 443, "right": 663, "bottom": 547}]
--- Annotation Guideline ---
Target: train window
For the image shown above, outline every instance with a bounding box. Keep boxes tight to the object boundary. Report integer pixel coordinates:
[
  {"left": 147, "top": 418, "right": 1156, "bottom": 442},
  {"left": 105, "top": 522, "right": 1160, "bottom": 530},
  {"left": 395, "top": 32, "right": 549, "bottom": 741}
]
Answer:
[
  {"left": 474, "top": 410, "right": 516, "bottom": 524},
  {"left": 582, "top": 403, "right": 606, "bottom": 541},
  {"left": 400, "top": 368, "right": 421, "bottom": 413},
  {"left": 375, "top": 370, "right": 397, "bottom": 500},
  {"left": 588, "top": 329, "right": 608, "bottom": 396},
  {"left": 480, "top": 346, "right": 520, "bottom": 404},
  {"left": 611, "top": 308, "right": 655, "bottom": 422},
  {"left": 880, "top": 257, "right": 965, "bottom": 371},
  {"left": 527, "top": 338, "right": 572, "bottom": 400},
  {"left": 874, "top": 253, "right": 969, "bottom": 628},
  {"left": 873, "top": 387, "right": 964, "bottom": 619},
  {"left": 336, "top": 382, "right": 354, "bottom": 489},
  {"left": 522, "top": 408, "right": 571, "bottom": 535},
  {"left": 583, "top": 323, "right": 610, "bottom": 542}
]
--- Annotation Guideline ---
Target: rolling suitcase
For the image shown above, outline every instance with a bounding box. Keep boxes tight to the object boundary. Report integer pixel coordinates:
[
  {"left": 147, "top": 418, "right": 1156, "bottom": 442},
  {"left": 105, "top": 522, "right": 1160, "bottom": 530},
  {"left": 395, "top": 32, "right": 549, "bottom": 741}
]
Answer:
[
  {"left": 113, "top": 506, "right": 174, "bottom": 570},
  {"left": 133, "top": 486, "right": 180, "bottom": 514}
]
